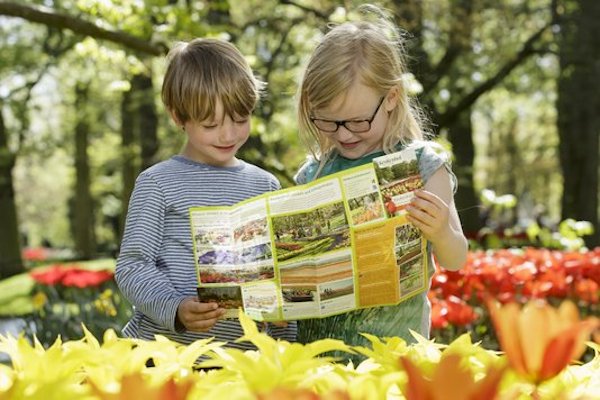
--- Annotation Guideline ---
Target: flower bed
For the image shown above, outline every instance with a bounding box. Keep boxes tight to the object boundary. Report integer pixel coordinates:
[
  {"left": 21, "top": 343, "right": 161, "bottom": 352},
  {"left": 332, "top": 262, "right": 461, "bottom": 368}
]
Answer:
[
  {"left": 24, "top": 262, "right": 131, "bottom": 344},
  {"left": 429, "top": 247, "right": 599, "bottom": 349},
  {"left": 0, "top": 305, "right": 598, "bottom": 400}
]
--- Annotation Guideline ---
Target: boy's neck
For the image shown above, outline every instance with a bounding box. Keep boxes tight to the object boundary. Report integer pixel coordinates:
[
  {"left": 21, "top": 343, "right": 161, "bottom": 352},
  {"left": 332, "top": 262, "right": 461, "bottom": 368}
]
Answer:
[
  {"left": 179, "top": 151, "right": 241, "bottom": 168},
  {"left": 180, "top": 149, "right": 240, "bottom": 168}
]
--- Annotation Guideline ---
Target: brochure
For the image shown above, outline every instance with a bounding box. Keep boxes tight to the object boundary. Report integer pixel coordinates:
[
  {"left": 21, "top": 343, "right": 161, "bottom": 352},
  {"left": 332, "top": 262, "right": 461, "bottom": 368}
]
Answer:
[{"left": 190, "top": 147, "right": 428, "bottom": 321}]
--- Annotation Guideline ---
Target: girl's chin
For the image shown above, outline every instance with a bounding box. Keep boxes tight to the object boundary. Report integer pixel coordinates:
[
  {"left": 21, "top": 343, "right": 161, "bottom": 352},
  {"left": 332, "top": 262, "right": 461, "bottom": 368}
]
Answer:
[{"left": 335, "top": 143, "right": 372, "bottom": 159}]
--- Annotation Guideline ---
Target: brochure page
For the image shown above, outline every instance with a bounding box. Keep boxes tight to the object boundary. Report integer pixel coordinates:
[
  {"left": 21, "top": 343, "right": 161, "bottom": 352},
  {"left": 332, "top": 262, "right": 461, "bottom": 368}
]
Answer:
[{"left": 190, "top": 146, "right": 429, "bottom": 321}]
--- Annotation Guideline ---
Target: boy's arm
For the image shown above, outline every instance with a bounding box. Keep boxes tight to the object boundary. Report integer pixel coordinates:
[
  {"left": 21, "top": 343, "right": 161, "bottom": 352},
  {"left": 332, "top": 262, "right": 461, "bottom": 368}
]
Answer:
[{"left": 115, "top": 174, "right": 189, "bottom": 332}]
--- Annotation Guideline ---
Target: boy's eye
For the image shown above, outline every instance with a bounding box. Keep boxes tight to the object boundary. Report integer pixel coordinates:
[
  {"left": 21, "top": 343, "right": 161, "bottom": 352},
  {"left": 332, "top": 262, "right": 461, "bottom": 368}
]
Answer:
[
  {"left": 202, "top": 124, "right": 218, "bottom": 129},
  {"left": 234, "top": 118, "right": 249, "bottom": 124}
]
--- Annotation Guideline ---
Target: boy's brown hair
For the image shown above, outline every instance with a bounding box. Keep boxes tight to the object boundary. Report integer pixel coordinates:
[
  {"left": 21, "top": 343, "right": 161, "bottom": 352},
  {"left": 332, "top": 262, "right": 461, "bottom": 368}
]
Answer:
[{"left": 162, "top": 38, "right": 263, "bottom": 125}]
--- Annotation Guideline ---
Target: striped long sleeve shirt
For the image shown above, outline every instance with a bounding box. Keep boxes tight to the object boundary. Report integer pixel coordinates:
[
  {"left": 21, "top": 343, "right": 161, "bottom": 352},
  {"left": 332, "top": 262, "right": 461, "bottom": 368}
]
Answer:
[{"left": 116, "top": 155, "right": 297, "bottom": 349}]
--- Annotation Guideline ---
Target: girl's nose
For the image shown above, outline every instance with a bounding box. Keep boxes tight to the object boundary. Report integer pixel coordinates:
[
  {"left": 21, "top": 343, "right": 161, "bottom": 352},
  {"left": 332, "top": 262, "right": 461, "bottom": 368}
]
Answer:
[{"left": 335, "top": 126, "right": 355, "bottom": 140}]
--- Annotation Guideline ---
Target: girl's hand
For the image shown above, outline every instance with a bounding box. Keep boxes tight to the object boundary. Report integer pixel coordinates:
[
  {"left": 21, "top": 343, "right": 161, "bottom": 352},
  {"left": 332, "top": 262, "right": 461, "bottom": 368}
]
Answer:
[
  {"left": 177, "top": 297, "right": 225, "bottom": 333},
  {"left": 405, "top": 189, "right": 451, "bottom": 243}
]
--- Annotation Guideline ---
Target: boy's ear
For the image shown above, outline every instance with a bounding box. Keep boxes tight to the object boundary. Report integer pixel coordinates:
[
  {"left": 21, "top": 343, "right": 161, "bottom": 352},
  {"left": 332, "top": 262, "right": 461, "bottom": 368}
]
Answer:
[
  {"left": 168, "top": 109, "right": 184, "bottom": 128},
  {"left": 384, "top": 86, "right": 401, "bottom": 112}
]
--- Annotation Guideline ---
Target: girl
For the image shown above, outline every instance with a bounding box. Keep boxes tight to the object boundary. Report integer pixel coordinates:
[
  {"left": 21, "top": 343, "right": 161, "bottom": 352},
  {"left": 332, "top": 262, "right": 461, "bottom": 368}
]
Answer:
[{"left": 295, "top": 5, "right": 467, "bottom": 358}]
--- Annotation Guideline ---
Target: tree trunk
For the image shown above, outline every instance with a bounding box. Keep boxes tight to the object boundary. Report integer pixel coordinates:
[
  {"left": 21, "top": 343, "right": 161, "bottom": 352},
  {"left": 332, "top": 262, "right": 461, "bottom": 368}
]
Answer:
[
  {"left": 119, "top": 80, "right": 137, "bottom": 240},
  {"left": 0, "top": 106, "right": 24, "bottom": 278},
  {"left": 437, "top": 1, "right": 481, "bottom": 236},
  {"left": 557, "top": 0, "right": 600, "bottom": 247},
  {"left": 132, "top": 72, "right": 158, "bottom": 171},
  {"left": 72, "top": 82, "right": 95, "bottom": 258},
  {"left": 447, "top": 109, "right": 481, "bottom": 236}
]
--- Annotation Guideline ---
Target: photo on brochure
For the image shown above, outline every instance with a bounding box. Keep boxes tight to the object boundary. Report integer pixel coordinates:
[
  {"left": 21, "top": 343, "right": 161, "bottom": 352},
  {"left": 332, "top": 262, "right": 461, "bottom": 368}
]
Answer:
[
  {"left": 197, "top": 246, "right": 238, "bottom": 266},
  {"left": 373, "top": 149, "right": 423, "bottom": 218},
  {"left": 394, "top": 224, "right": 422, "bottom": 265},
  {"left": 400, "top": 272, "right": 424, "bottom": 297},
  {"left": 282, "top": 285, "right": 317, "bottom": 303},
  {"left": 241, "top": 281, "right": 280, "bottom": 321},
  {"left": 398, "top": 255, "right": 422, "bottom": 278},
  {"left": 194, "top": 227, "right": 232, "bottom": 247},
  {"left": 271, "top": 201, "right": 350, "bottom": 263},
  {"left": 279, "top": 251, "right": 353, "bottom": 285},
  {"left": 197, "top": 286, "right": 243, "bottom": 319},
  {"left": 199, "top": 263, "right": 261, "bottom": 284},
  {"left": 233, "top": 217, "right": 269, "bottom": 245},
  {"left": 347, "top": 191, "right": 385, "bottom": 225},
  {"left": 318, "top": 277, "right": 355, "bottom": 301}
]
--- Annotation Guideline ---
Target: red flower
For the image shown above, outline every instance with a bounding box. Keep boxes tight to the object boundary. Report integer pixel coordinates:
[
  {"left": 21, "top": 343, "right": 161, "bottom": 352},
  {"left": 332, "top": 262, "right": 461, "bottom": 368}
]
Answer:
[
  {"left": 30, "top": 264, "right": 114, "bottom": 288},
  {"left": 573, "top": 279, "right": 599, "bottom": 304},
  {"left": 30, "top": 265, "right": 69, "bottom": 285},
  {"left": 431, "top": 298, "right": 449, "bottom": 329},
  {"left": 22, "top": 247, "right": 49, "bottom": 262},
  {"left": 445, "top": 296, "right": 478, "bottom": 326},
  {"left": 61, "top": 268, "right": 114, "bottom": 288}
]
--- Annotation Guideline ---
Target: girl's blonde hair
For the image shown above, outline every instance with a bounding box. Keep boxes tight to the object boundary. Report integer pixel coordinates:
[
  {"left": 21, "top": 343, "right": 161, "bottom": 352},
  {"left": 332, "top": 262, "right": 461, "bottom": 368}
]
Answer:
[
  {"left": 162, "top": 38, "right": 264, "bottom": 125},
  {"left": 297, "top": 5, "right": 428, "bottom": 165}
]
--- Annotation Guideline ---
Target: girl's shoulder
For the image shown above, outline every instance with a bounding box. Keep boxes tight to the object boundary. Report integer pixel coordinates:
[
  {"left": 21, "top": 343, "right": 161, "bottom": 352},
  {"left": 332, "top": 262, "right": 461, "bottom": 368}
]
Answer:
[
  {"left": 294, "top": 156, "right": 320, "bottom": 184},
  {"left": 405, "top": 140, "right": 456, "bottom": 191}
]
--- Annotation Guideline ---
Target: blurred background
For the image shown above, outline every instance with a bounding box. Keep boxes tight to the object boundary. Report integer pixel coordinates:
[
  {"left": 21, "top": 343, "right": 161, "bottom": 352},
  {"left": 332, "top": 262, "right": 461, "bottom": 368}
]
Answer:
[{"left": 0, "top": 0, "right": 598, "bottom": 279}]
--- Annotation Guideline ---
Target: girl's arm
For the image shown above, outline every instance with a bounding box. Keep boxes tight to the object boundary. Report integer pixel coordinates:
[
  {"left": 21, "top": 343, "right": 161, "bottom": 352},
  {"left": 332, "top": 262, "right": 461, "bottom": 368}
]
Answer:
[{"left": 406, "top": 167, "right": 468, "bottom": 271}]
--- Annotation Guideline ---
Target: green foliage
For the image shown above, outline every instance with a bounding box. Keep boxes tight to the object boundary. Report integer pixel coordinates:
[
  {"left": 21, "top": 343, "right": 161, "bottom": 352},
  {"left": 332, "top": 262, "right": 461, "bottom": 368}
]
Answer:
[
  {"left": 475, "top": 188, "right": 593, "bottom": 250},
  {"left": 2, "top": 0, "right": 590, "bottom": 258}
]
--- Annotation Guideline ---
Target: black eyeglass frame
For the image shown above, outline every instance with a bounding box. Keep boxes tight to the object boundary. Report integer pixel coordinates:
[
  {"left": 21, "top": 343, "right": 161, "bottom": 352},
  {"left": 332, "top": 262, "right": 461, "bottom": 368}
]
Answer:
[{"left": 309, "top": 96, "right": 385, "bottom": 134}]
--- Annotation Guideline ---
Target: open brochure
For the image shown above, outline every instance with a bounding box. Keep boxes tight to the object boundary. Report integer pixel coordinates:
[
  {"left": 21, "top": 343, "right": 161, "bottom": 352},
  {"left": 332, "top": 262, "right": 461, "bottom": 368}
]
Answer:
[{"left": 190, "top": 147, "right": 428, "bottom": 321}]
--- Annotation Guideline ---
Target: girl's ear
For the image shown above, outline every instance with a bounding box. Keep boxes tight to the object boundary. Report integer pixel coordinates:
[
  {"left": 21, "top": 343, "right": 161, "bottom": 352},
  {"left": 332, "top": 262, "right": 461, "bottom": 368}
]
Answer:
[{"left": 384, "top": 85, "right": 401, "bottom": 112}]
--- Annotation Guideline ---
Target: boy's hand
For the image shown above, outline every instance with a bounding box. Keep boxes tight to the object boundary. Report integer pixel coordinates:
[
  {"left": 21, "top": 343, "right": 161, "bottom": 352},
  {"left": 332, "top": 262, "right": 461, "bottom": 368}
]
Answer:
[
  {"left": 177, "top": 297, "right": 225, "bottom": 333},
  {"left": 406, "top": 189, "right": 450, "bottom": 243}
]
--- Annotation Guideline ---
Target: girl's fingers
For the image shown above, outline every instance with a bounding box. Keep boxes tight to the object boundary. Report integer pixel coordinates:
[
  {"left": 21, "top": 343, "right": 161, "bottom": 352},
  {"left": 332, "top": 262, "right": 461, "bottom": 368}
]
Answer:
[
  {"left": 407, "top": 205, "right": 434, "bottom": 225},
  {"left": 412, "top": 189, "right": 443, "bottom": 210}
]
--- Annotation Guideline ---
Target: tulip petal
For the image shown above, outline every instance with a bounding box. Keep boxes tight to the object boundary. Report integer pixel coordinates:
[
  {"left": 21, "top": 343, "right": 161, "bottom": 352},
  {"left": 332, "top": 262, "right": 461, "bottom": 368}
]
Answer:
[
  {"left": 488, "top": 301, "right": 528, "bottom": 375},
  {"left": 471, "top": 363, "right": 507, "bottom": 400},
  {"left": 518, "top": 301, "right": 550, "bottom": 376},
  {"left": 431, "top": 353, "right": 474, "bottom": 400},
  {"left": 539, "top": 318, "right": 600, "bottom": 382},
  {"left": 400, "top": 357, "right": 434, "bottom": 400},
  {"left": 557, "top": 300, "right": 579, "bottom": 324},
  {"left": 538, "top": 329, "right": 577, "bottom": 382}
]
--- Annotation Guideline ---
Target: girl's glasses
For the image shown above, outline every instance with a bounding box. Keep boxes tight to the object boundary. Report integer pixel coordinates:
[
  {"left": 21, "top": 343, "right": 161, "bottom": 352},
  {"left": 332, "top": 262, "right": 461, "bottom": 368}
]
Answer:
[{"left": 310, "top": 97, "right": 384, "bottom": 134}]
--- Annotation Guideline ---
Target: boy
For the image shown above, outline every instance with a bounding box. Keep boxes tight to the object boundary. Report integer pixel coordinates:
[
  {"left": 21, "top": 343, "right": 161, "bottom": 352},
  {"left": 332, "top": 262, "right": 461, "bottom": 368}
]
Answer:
[{"left": 116, "top": 38, "right": 296, "bottom": 349}]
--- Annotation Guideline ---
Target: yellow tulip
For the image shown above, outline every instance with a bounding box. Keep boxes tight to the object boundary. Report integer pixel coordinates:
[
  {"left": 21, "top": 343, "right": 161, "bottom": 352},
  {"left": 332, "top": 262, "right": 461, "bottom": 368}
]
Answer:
[{"left": 487, "top": 299, "right": 599, "bottom": 384}]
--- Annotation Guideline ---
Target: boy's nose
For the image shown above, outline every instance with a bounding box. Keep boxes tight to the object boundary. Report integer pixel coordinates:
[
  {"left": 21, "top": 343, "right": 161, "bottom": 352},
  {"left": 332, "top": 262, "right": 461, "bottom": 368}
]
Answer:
[{"left": 219, "top": 122, "right": 236, "bottom": 141}]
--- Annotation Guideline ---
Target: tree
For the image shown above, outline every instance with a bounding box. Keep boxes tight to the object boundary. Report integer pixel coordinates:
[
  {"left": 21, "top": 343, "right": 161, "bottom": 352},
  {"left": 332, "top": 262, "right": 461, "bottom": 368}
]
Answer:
[
  {"left": 556, "top": 0, "right": 600, "bottom": 246},
  {"left": 0, "top": 103, "right": 22, "bottom": 278},
  {"left": 72, "top": 81, "right": 96, "bottom": 258},
  {"left": 0, "top": 0, "right": 585, "bottom": 263}
]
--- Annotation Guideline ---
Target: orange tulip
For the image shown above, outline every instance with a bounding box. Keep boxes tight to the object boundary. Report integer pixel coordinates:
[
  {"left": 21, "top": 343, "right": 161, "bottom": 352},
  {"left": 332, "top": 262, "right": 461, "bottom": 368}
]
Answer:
[
  {"left": 400, "top": 353, "right": 506, "bottom": 400},
  {"left": 90, "top": 373, "right": 194, "bottom": 400},
  {"left": 487, "top": 299, "right": 599, "bottom": 384},
  {"left": 257, "top": 388, "right": 350, "bottom": 400}
]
